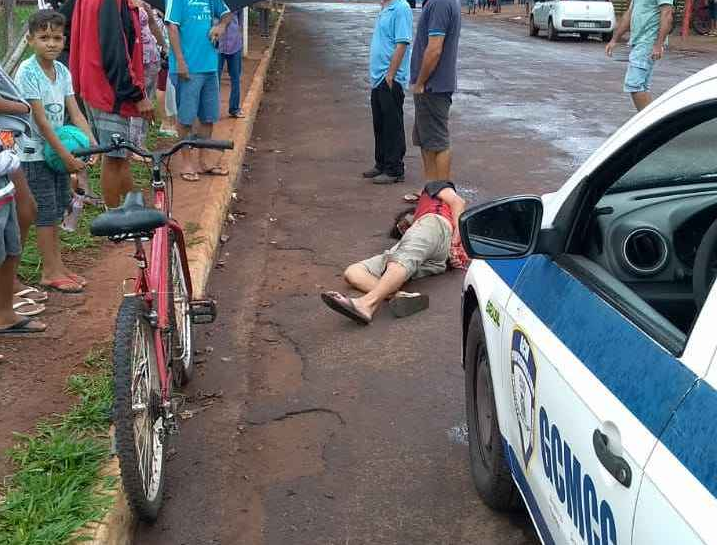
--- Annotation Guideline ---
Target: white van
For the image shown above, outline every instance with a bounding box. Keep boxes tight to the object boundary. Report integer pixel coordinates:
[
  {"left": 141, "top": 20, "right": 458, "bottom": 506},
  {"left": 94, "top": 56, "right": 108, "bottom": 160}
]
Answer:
[{"left": 529, "top": 0, "right": 616, "bottom": 41}]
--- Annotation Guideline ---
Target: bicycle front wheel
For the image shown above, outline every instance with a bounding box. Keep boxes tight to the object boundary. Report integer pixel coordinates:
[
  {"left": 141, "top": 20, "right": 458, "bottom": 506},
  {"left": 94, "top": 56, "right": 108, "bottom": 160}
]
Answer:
[
  {"left": 170, "top": 240, "right": 195, "bottom": 386},
  {"left": 113, "top": 296, "right": 166, "bottom": 522}
]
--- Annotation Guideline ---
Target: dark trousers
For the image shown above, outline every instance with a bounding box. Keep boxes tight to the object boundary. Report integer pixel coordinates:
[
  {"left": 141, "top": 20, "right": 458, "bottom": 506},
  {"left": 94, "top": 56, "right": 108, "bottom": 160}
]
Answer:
[
  {"left": 370, "top": 80, "right": 406, "bottom": 177},
  {"left": 218, "top": 51, "right": 242, "bottom": 114},
  {"left": 259, "top": 8, "right": 270, "bottom": 37}
]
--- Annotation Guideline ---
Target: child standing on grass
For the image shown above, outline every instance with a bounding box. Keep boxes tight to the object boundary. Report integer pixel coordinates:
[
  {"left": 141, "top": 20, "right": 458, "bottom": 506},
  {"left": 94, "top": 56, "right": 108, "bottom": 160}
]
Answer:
[{"left": 15, "top": 9, "right": 96, "bottom": 294}]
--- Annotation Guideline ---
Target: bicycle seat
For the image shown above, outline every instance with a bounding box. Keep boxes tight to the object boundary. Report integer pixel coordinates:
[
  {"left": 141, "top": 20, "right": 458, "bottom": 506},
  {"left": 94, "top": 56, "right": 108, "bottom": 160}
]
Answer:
[{"left": 90, "top": 191, "right": 168, "bottom": 238}]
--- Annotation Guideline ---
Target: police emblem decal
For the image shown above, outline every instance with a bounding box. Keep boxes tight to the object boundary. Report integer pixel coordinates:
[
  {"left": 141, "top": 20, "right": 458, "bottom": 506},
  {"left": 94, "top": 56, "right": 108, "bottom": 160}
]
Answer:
[{"left": 510, "top": 329, "right": 537, "bottom": 469}]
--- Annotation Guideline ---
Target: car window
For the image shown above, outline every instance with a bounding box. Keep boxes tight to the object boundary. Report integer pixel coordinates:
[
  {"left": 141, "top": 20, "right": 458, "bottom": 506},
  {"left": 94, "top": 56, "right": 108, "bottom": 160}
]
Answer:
[{"left": 608, "top": 119, "right": 717, "bottom": 194}]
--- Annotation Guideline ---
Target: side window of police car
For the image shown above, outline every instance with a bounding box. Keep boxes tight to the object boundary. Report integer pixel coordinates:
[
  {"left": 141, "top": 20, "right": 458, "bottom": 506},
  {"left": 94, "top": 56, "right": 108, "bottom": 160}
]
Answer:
[{"left": 566, "top": 107, "right": 716, "bottom": 354}]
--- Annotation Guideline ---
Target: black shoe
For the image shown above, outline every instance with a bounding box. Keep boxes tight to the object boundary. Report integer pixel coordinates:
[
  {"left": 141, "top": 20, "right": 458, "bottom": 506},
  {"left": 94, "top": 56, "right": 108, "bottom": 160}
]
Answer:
[
  {"left": 373, "top": 173, "right": 404, "bottom": 185},
  {"left": 362, "top": 167, "right": 383, "bottom": 178}
]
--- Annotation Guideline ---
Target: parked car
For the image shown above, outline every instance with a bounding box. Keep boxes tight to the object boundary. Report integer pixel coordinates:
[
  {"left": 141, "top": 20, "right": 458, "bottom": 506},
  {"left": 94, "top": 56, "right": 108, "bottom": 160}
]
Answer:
[
  {"left": 459, "top": 64, "right": 717, "bottom": 544},
  {"left": 529, "top": 0, "right": 616, "bottom": 41},
  {"left": 407, "top": 0, "right": 417, "bottom": 8}
]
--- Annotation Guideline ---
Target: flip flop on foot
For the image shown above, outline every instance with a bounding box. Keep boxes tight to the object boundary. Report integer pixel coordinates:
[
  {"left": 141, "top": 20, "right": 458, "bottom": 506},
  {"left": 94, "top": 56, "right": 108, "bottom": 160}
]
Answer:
[
  {"left": 67, "top": 273, "right": 87, "bottom": 287},
  {"left": 13, "top": 298, "right": 46, "bottom": 317},
  {"left": 180, "top": 172, "right": 200, "bottom": 182},
  {"left": 0, "top": 317, "right": 47, "bottom": 335},
  {"left": 321, "top": 291, "right": 371, "bottom": 325},
  {"left": 200, "top": 166, "right": 229, "bottom": 176},
  {"left": 41, "top": 277, "right": 84, "bottom": 293},
  {"left": 389, "top": 291, "right": 429, "bottom": 318},
  {"left": 14, "top": 287, "right": 49, "bottom": 303}
]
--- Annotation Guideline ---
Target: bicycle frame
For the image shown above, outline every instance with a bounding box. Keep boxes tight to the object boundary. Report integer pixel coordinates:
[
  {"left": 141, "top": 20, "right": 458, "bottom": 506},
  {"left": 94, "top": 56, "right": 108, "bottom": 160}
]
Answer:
[{"left": 130, "top": 165, "right": 194, "bottom": 401}]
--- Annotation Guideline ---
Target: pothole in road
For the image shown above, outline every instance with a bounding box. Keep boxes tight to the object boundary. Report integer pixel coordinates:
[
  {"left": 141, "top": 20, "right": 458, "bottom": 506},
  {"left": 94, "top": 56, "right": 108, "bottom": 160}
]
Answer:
[{"left": 248, "top": 323, "right": 304, "bottom": 395}]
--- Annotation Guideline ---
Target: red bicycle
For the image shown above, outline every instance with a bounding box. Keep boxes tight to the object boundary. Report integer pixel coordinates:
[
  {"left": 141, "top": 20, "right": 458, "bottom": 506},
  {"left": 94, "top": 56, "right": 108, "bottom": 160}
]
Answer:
[{"left": 74, "top": 136, "right": 233, "bottom": 521}]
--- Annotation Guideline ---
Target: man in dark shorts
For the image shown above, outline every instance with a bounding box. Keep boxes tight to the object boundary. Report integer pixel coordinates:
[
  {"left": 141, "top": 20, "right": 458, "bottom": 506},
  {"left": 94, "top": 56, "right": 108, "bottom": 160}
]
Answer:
[{"left": 409, "top": 0, "right": 461, "bottom": 184}]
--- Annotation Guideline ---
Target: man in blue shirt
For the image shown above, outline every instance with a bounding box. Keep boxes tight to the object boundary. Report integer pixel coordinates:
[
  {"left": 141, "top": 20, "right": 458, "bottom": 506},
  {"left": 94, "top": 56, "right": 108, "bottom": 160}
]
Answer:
[
  {"left": 166, "top": 0, "right": 232, "bottom": 180},
  {"left": 606, "top": 0, "right": 674, "bottom": 111},
  {"left": 409, "top": 0, "right": 461, "bottom": 186},
  {"left": 363, "top": 0, "right": 413, "bottom": 185}
]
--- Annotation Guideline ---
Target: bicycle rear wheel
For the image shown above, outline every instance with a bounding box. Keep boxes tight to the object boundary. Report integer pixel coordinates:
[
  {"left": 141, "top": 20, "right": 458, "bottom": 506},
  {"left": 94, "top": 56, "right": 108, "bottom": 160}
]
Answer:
[
  {"left": 170, "top": 240, "right": 195, "bottom": 386},
  {"left": 113, "top": 296, "right": 166, "bottom": 521}
]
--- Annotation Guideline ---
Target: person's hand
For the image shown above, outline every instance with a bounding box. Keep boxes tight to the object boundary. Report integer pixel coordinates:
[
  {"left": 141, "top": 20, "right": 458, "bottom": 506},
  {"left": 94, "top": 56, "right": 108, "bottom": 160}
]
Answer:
[
  {"left": 137, "top": 98, "right": 155, "bottom": 120},
  {"left": 209, "top": 24, "right": 225, "bottom": 44},
  {"left": 452, "top": 228, "right": 462, "bottom": 247},
  {"left": 411, "top": 82, "right": 425, "bottom": 95},
  {"left": 177, "top": 59, "right": 191, "bottom": 80},
  {"left": 605, "top": 39, "right": 617, "bottom": 57},
  {"left": 386, "top": 74, "right": 394, "bottom": 89},
  {"left": 63, "top": 154, "right": 86, "bottom": 174},
  {"left": 651, "top": 42, "right": 664, "bottom": 60}
]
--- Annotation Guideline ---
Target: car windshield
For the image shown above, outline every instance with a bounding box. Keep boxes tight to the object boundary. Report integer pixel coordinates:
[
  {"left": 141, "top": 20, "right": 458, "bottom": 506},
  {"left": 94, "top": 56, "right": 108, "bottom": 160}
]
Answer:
[{"left": 608, "top": 118, "right": 717, "bottom": 194}]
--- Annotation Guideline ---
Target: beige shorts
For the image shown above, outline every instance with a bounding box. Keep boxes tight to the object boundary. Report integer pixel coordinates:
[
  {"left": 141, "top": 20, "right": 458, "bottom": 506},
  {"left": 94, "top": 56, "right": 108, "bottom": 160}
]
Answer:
[{"left": 360, "top": 214, "right": 452, "bottom": 281}]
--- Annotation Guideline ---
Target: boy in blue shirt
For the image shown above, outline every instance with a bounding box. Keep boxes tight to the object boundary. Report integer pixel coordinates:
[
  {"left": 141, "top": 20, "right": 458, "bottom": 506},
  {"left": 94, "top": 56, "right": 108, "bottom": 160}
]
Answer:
[{"left": 363, "top": 0, "right": 413, "bottom": 185}]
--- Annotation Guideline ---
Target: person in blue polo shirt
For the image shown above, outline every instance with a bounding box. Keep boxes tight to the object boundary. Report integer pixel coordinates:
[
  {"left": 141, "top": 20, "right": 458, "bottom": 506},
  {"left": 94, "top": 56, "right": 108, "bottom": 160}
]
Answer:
[{"left": 363, "top": 0, "right": 413, "bottom": 185}]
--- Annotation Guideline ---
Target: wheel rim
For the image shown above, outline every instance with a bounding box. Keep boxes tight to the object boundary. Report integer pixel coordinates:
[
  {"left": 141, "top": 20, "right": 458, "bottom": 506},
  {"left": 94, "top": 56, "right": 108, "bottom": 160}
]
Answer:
[
  {"left": 474, "top": 346, "right": 494, "bottom": 468},
  {"left": 131, "top": 317, "right": 163, "bottom": 502},
  {"left": 172, "top": 244, "right": 192, "bottom": 373}
]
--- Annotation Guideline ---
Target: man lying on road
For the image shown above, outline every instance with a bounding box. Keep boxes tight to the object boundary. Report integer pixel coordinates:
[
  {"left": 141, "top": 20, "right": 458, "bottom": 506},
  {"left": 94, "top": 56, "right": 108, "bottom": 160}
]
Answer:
[{"left": 321, "top": 181, "right": 466, "bottom": 325}]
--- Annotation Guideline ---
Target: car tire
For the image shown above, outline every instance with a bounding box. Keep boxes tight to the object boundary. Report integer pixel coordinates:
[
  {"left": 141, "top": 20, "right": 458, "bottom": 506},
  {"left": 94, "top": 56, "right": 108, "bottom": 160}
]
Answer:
[
  {"left": 579, "top": 32, "right": 589, "bottom": 40},
  {"left": 465, "top": 308, "right": 521, "bottom": 511},
  {"left": 529, "top": 16, "right": 539, "bottom": 36},
  {"left": 602, "top": 31, "right": 613, "bottom": 42},
  {"left": 547, "top": 18, "right": 558, "bottom": 40}
]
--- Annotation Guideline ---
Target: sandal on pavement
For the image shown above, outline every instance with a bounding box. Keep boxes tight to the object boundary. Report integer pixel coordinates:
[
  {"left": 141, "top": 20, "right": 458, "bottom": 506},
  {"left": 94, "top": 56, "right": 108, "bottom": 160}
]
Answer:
[
  {"left": 180, "top": 172, "right": 200, "bottom": 182},
  {"left": 14, "top": 287, "right": 49, "bottom": 303},
  {"left": 67, "top": 273, "right": 87, "bottom": 287},
  {"left": 200, "top": 166, "right": 229, "bottom": 176},
  {"left": 0, "top": 317, "right": 47, "bottom": 335},
  {"left": 40, "top": 277, "right": 84, "bottom": 293},
  {"left": 389, "top": 291, "right": 429, "bottom": 318},
  {"left": 13, "top": 298, "right": 46, "bottom": 317},
  {"left": 320, "top": 291, "right": 371, "bottom": 325}
]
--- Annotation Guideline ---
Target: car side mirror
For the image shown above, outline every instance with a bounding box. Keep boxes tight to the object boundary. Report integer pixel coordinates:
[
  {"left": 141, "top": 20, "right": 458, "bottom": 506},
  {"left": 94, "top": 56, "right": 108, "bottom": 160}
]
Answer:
[{"left": 459, "top": 196, "right": 543, "bottom": 259}]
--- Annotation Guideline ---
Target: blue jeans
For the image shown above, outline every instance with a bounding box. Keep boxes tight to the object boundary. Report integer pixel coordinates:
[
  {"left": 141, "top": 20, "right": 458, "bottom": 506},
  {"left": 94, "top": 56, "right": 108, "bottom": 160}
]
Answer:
[
  {"left": 218, "top": 51, "right": 242, "bottom": 115},
  {"left": 170, "top": 72, "right": 221, "bottom": 127}
]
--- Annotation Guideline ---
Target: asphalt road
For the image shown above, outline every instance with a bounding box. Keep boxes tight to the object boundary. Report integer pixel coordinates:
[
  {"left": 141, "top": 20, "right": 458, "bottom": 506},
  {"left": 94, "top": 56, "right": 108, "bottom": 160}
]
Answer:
[{"left": 135, "top": 5, "right": 713, "bottom": 544}]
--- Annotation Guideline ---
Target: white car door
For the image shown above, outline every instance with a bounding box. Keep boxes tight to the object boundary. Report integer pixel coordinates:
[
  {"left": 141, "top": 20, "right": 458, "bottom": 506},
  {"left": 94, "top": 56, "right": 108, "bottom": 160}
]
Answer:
[{"left": 632, "top": 287, "right": 717, "bottom": 544}]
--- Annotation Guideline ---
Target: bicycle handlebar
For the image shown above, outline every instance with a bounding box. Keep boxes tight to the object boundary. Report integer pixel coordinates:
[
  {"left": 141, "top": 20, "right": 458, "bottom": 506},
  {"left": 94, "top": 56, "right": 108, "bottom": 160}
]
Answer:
[{"left": 73, "top": 138, "right": 234, "bottom": 160}]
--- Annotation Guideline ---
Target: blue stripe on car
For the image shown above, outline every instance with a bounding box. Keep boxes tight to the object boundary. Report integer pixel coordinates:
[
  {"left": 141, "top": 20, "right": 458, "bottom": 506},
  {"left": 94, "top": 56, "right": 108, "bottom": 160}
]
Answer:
[
  {"left": 488, "top": 255, "right": 717, "bottom": 497},
  {"left": 502, "top": 437, "right": 555, "bottom": 544}
]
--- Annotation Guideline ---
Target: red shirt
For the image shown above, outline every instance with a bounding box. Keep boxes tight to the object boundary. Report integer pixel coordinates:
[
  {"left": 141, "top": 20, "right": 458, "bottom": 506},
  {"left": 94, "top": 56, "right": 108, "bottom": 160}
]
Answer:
[
  {"left": 413, "top": 181, "right": 455, "bottom": 228},
  {"left": 70, "top": 0, "right": 145, "bottom": 117}
]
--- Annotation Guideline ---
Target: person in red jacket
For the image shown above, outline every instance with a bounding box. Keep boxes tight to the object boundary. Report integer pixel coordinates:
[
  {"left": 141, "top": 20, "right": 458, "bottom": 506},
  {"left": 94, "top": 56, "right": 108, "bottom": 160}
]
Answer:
[{"left": 70, "top": 0, "right": 154, "bottom": 208}]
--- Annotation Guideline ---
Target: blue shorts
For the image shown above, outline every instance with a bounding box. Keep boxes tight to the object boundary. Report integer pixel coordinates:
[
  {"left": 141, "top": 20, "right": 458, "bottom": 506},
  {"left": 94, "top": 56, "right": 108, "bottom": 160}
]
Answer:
[
  {"left": 171, "top": 72, "right": 221, "bottom": 127},
  {"left": 624, "top": 44, "right": 655, "bottom": 93},
  {"left": 0, "top": 198, "right": 21, "bottom": 264}
]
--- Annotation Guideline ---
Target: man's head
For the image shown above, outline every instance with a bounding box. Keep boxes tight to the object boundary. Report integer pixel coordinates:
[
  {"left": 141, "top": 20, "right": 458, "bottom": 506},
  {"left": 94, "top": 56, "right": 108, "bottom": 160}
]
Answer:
[{"left": 27, "top": 10, "right": 66, "bottom": 62}]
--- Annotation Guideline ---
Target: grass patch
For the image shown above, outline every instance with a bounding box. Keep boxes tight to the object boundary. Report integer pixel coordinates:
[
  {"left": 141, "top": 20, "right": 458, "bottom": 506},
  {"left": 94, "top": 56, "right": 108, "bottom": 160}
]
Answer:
[{"left": 0, "top": 345, "right": 115, "bottom": 545}]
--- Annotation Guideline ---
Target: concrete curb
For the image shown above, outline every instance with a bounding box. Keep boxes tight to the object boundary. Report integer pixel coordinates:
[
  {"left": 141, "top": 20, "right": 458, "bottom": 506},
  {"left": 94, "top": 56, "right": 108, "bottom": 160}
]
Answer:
[{"left": 75, "top": 7, "right": 286, "bottom": 544}]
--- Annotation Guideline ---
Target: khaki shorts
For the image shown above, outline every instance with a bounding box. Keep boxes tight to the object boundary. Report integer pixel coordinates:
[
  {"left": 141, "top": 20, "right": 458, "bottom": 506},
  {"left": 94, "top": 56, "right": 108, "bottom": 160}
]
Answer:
[{"left": 360, "top": 214, "right": 451, "bottom": 281}]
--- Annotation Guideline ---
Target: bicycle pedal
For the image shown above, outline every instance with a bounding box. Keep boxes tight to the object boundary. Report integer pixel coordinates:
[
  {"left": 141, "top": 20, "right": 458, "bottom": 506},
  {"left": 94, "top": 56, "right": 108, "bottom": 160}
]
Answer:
[{"left": 189, "top": 299, "right": 218, "bottom": 324}]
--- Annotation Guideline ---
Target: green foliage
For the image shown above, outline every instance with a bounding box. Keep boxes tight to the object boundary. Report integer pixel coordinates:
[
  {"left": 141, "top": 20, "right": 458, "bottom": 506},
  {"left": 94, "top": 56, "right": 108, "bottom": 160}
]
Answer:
[{"left": 0, "top": 345, "right": 115, "bottom": 545}]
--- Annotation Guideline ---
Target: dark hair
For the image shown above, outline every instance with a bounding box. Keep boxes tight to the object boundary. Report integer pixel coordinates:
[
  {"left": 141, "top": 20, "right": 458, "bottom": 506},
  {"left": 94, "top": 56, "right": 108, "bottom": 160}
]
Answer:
[{"left": 28, "top": 9, "right": 66, "bottom": 35}]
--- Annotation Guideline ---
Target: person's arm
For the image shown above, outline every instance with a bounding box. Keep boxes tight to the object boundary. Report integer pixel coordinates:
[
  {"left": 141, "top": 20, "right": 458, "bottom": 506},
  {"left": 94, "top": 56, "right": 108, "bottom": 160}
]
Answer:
[
  {"left": 437, "top": 187, "right": 466, "bottom": 242},
  {"left": 65, "top": 95, "right": 97, "bottom": 148},
  {"left": 385, "top": 43, "right": 408, "bottom": 89},
  {"left": 606, "top": 2, "right": 632, "bottom": 56},
  {"left": 98, "top": 0, "right": 147, "bottom": 110},
  {"left": 145, "top": 5, "right": 167, "bottom": 50},
  {"left": 652, "top": 4, "right": 673, "bottom": 59},
  {"left": 413, "top": 35, "right": 444, "bottom": 93},
  {"left": 0, "top": 96, "right": 30, "bottom": 115},
  {"left": 166, "top": 24, "right": 190, "bottom": 80},
  {"left": 28, "top": 99, "right": 85, "bottom": 173},
  {"left": 209, "top": 11, "right": 233, "bottom": 43}
]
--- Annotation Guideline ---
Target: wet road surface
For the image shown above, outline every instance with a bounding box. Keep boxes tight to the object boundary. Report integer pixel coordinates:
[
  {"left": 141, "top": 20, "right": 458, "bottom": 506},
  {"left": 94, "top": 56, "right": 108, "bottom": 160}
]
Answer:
[{"left": 135, "top": 4, "right": 713, "bottom": 544}]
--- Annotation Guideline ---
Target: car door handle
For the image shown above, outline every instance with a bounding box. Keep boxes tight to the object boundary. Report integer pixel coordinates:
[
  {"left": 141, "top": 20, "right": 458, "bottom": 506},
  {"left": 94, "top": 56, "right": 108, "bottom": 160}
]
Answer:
[{"left": 593, "top": 429, "right": 632, "bottom": 488}]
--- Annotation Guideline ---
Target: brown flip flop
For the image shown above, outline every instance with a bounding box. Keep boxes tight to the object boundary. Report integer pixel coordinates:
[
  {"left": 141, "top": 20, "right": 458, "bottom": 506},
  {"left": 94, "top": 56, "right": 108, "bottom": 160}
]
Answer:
[{"left": 321, "top": 291, "right": 371, "bottom": 325}]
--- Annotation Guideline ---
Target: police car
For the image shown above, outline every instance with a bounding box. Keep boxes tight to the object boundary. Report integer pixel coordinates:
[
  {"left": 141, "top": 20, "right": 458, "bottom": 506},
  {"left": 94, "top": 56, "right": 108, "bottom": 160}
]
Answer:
[{"left": 459, "top": 64, "right": 716, "bottom": 544}]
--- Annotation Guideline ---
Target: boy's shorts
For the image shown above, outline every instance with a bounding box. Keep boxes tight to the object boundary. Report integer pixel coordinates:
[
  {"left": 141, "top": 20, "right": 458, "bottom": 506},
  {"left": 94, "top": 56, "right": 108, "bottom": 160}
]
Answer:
[
  {"left": 624, "top": 43, "right": 656, "bottom": 93},
  {"left": 360, "top": 214, "right": 452, "bottom": 280},
  {"left": 86, "top": 106, "right": 131, "bottom": 158},
  {"left": 0, "top": 198, "right": 21, "bottom": 264},
  {"left": 22, "top": 161, "right": 70, "bottom": 227},
  {"left": 412, "top": 91, "right": 453, "bottom": 152},
  {"left": 171, "top": 72, "right": 220, "bottom": 127}
]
